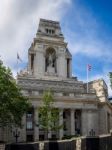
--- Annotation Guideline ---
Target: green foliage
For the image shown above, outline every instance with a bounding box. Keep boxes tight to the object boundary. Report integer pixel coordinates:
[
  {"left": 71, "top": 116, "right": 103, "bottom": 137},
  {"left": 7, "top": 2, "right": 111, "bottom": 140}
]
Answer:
[
  {"left": 39, "top": 91, "right": 62, "bottom": 136},
  {"left": 0, "top": 61, "right": 30, "bottom": 127},
  {"left": 109, "top": 72, "right": 112, "bottom": 89},
  {"left": 62, "top": 135, "right": 80, "bottom": 140}
]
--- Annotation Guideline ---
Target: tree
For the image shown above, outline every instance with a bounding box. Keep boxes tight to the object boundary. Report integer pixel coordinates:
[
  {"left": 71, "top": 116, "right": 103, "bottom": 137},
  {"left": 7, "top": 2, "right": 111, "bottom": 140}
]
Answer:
[
  {"left": 0, "top": 60, "right": 30, "bottom": 127},
  {"left": 109, "top": 72, "right": 112, "bottom": 89},
  {"left": 39, "top": 90, "right": 62, "bottom": 140}
]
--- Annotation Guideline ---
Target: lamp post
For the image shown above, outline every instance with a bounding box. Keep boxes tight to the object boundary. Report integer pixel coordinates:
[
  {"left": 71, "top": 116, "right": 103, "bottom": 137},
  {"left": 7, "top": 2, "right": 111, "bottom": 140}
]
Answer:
[
  {"left": 13, "top": 128, "right": 20, "bottom": 143},
  {"left": 89, "top": 129, "right": 95, "bottom": 136}
]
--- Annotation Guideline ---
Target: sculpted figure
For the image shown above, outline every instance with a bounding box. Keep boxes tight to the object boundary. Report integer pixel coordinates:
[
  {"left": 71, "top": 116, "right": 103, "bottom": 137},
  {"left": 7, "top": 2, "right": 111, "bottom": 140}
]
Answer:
[
  {"left": 45, "top": 50, "right": 56, "bottom": 73},
  {"left": 48, "top": 53, "right": 53, "bottom": 67}
]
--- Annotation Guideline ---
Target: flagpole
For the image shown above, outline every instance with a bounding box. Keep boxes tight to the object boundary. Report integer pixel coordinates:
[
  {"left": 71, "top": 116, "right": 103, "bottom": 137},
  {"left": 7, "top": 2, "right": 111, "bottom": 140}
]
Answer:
[
  {"left": 17, "top": 52, "right": 19, "bottom": 75},
  {"left": 17, "top": 52, "right": 22, "bottom": 76},
  {"left": 17, "top": 54, "right": 18, "bottom": 75},
  {"left": 87, "top": 65, "right": 89, "bottom": 93}
]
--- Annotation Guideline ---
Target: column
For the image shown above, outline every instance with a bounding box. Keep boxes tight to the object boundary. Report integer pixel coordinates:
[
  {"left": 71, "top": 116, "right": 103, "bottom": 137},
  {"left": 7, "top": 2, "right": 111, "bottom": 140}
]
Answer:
[
  {"left": 59, "top": 109, "right": 63, "bottom": 139},
  {"left": 69, "top": 59, "right": 72, "bottom": 77},
  {"left": 71, "top": 109, "right": 75, "bottom": 135},
  {"left": 21, "top": 114, "right": 26, "bottom": 142},
  {"left": 34, "top": 107, "right": 39, "bottom": 141},
  {"left": 81, "top": 109, "right": 88, "bottom": 136}
]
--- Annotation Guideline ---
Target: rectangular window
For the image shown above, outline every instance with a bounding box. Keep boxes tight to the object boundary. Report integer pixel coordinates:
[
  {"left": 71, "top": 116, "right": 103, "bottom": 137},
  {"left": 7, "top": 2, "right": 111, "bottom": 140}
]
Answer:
[
  {"left": 28, "top": 90, "right": 32, "bottom": 95},
  {"left": 45, "top": 28, "right": 55, "bottom": 35},
  {"left": 46, "top": 29, "right": 48, "bottom": 34},
  {"left": 63, "top": 92, "right": 69, "bottom": 96},
  {"left": 26, "top": 113, "right": 32, "bottom": 118},
  {"left": 26, "top": 121, "right": 33, "bottom": 130},
  {"left": 31, "top": 54, "right": 34, "bottom": 70},
  {"left": 67, "top": 59, "right": 70, "bottom": 77},
  {"left": 26, "top": 110, "right": 33, "bottom": 118},
  {"left": 52, "top": 30, "right": 55, "bottom": 34},
  {"left": 39, "top": 90, "right": 43, "bottom": 95},
  {"left": 63, "top": 112, "right": 66, "bottom": 119}
]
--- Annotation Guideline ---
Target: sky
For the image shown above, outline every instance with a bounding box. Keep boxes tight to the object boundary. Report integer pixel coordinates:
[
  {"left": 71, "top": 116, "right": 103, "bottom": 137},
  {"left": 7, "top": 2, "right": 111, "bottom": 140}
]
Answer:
[{"left": 0, "top": 0, "right": 112, "bottom": 96}]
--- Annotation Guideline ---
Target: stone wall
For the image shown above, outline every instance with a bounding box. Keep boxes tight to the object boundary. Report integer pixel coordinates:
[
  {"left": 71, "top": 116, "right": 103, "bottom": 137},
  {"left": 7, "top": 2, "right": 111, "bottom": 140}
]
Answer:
[
  {"left": 5, "top": 133, "right": 112, "bottom": 150},
  {"left": 5, "top": 134, "right": 112, "bottom": 150}
]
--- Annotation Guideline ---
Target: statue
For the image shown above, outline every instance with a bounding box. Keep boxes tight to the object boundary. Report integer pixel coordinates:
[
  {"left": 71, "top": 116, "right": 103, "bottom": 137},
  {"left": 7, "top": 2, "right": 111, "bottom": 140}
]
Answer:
[
  {"left": 48, "top": 53, "right": 53, "bottom": 67},
  {"left": 46, "top": 52, "right": 56, "bottom": 74}
]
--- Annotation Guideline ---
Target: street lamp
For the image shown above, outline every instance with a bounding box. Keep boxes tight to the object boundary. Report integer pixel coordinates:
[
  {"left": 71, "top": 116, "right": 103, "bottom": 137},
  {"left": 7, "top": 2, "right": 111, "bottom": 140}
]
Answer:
[
  {"left": 13, "top": 128, "right": 20, "bottom": 143},
  {"left": 89, "top": 129, "right": 95, "bottom": 136}
]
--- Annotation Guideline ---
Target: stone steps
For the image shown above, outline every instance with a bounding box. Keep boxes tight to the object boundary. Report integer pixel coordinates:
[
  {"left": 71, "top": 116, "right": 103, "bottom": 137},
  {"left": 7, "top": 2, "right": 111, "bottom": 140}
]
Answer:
[{"left": 0, "top": 144, "right": 5, "bottom": 150}]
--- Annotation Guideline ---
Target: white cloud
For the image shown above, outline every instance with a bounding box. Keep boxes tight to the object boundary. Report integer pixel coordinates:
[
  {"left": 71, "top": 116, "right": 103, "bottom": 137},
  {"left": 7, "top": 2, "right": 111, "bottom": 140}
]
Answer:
[
  {"left": 62, "top": 3, "right": 112, "bottom": 96},
  {"left": 0, "top": 0, "right": 71, "bottom": 73},
  {"left": 67, "top": 34, "right": 112, "bottom": 63},
  {"left": 0, "top": 0, "right": 112, "bottom": 97},
  {"left": 63, "top": 3, "right": 112, "bottom": 62}
]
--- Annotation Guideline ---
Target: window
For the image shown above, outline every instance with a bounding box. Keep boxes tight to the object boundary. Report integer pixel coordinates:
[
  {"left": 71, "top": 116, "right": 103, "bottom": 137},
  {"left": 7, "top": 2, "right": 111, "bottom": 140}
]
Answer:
[
  {"left": 28, "top": 90, "right": 32, "bottom": 95},
  {"left": 67, "top": 59, "right": 70, "bottom": 78},
  {"left": 26, "top": 121, "right": 33, "bottom": 130},
  {"left": 63, "top": 92, "right": 69, "bottom": 96},
  {"left": 46, "top": 29, "right": 48, "bottom": 33},
  {"left": 45, "top": 28, "right": 55, "bottom": 35},
  {"left": 26, "top": 113, "right": 32, "bottom": 118},
  {"left": 31, "top": 54, "right": 34, "bottom": 70},
  {"left": 26, "top": 110, "right": 33, "bottom": 118},
  {"left": 63, "top": 112, "right": 66, "bottom": 119},
  {"left": 52, "top": 30, "right": 54, "bottom": 34},
  {"left": 39, "top": 90, "right": 43, "bottom": 95}
]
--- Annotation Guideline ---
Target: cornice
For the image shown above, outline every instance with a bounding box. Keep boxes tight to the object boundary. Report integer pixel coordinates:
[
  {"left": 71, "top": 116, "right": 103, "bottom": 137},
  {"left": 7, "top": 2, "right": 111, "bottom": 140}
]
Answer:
[
  {"left": 17, "top": 78, "right": 85, "bottom": 92},
  {"left": 26, "top": 94, "right": 97, "bottom": 103},
  {"left": 33, "top": 38, "right": 67, "bottom": 47}
]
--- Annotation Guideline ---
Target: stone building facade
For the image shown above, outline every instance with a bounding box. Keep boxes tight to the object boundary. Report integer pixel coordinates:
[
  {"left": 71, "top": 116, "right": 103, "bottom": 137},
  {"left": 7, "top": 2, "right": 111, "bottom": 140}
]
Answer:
[{"left": 0, "top": 19, "right": 112, "bottom": 143}]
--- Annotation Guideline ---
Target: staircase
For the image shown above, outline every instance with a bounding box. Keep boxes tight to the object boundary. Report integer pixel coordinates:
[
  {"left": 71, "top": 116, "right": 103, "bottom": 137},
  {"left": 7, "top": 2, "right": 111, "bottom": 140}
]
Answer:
[{"left": 0, "top": 144, "right": 5, "bottom": 150}]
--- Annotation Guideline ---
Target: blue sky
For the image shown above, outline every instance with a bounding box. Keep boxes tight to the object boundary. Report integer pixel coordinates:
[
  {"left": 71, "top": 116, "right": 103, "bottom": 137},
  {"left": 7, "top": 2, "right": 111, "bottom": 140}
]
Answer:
[
  {"left": 0, "top": 0, "right": 112, "bottom": 96},
  {"left": 62, "top": 0, "right": 112, "bottom": 96}
]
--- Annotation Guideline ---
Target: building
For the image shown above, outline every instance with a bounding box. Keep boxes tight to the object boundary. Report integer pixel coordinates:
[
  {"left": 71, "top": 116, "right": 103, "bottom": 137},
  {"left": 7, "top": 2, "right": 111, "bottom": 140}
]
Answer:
[{"left": 0, "top": 19, "right": 112, "bottom": 143}]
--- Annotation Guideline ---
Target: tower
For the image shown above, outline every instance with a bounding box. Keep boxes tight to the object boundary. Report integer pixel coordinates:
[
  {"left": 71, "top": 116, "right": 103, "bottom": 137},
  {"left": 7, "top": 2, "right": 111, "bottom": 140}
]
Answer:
[{"left": 28, "top": 19, "right": 72, "bottom": 79}]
